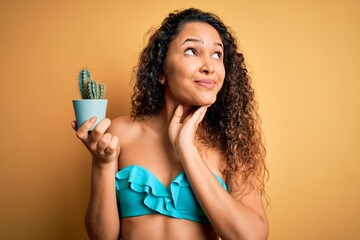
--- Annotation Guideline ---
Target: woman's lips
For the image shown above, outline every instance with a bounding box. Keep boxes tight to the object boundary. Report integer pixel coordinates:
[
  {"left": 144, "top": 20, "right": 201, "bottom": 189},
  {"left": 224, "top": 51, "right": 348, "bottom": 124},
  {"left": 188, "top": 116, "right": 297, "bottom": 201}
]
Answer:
[{"left": 194, "top": 80, "right": 215, "bottom": 89}]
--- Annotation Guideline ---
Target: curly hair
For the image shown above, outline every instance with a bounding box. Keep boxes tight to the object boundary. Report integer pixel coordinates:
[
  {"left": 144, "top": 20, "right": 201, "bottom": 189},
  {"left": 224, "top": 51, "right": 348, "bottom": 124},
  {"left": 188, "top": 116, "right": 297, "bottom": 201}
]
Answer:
[{"left": 131, "top": 8, "right": 268, "bottom": 197}]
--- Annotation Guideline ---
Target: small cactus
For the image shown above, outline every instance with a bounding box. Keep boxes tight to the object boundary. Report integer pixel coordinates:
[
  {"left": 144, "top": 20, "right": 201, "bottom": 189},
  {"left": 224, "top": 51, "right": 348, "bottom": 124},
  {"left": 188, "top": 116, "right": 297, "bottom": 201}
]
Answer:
[{"left": 78, "top": 69, "right": 105, "bottom": 99}]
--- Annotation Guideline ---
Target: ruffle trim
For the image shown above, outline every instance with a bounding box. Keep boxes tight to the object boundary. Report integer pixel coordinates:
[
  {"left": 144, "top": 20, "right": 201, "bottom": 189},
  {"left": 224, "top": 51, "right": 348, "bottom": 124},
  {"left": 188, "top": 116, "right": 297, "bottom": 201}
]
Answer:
[{"left": 115, "top": 165, "right": 227, "bottom": 222}]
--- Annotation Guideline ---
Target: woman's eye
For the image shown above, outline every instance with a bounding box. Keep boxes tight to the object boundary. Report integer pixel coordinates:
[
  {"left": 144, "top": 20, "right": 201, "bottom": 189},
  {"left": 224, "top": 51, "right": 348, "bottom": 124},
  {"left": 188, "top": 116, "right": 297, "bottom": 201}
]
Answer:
[
  {"left": 212, "top": 51, "right": 222, "bottom": 59},
  {"left": 184, "top": 48, "right": 197, "bottom": 56}
]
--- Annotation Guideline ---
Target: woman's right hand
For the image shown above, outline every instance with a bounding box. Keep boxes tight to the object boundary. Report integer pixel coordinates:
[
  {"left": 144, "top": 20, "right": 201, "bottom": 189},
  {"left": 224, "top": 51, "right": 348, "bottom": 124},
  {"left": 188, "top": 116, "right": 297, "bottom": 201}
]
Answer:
[{"left": 71, "top": 117, "right": 119, "bottom": 166}]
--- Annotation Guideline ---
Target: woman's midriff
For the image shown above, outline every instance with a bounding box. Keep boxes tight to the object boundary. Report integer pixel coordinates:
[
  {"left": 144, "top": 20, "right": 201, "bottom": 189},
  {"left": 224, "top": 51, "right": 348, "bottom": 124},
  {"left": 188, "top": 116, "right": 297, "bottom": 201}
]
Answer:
[{"left": 120, "top": 214, "right": 218, "bottom": 240}]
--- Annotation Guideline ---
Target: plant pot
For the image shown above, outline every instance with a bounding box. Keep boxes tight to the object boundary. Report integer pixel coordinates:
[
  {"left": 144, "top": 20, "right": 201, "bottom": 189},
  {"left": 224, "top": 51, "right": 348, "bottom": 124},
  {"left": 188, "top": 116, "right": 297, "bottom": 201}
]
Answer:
[{"left": 72, "top": 99, "right": 108, "bottom": 130}]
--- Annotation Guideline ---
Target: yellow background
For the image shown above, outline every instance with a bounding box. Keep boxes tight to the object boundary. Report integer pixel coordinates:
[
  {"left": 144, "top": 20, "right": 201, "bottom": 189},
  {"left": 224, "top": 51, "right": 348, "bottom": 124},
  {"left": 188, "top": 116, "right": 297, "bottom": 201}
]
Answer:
[{"left": 1, "top": 0, "right": 359, "bottom": 239}]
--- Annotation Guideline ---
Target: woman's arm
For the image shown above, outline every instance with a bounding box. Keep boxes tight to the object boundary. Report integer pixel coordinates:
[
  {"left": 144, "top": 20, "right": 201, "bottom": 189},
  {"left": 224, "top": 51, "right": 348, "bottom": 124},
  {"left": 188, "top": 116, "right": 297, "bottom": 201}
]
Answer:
[
  {"left": 169, "top": 105, "right": 268, "bottom": 240},
  {"left": 72, "top": 117, "right": 120, "bottom": 240},
  {"left": 180, "top": 146, "right": 268, "bottom": 240},
  {"left": 85, "top": 160, "right": 120, "bottom": 240}
]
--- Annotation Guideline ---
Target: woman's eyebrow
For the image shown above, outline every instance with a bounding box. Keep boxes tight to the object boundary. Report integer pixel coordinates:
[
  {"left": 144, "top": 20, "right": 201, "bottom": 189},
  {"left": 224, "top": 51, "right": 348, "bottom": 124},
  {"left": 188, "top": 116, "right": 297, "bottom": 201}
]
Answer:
[
  {"left": 180, "top": 38, "right": 203, "bottom": 46},
  {"left": 215, "top": 42, "right": 223, "bottom": 49},
  {"left": 180, "top": 38, "right": 223, "bottom": 49}
]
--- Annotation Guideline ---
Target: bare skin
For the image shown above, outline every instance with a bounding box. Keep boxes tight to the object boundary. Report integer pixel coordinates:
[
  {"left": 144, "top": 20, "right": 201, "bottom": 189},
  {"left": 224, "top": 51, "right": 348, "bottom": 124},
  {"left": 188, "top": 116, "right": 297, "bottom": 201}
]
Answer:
[{"left": 72, "top": 22, "right": 268, "bottom": 240}]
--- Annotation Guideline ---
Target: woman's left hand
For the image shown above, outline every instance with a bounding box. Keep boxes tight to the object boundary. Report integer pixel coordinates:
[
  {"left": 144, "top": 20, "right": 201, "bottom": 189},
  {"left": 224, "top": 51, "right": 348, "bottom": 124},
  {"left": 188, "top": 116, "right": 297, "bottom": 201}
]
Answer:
[{"left": 168, "top": 104, "right": 208, "bottom": 154}]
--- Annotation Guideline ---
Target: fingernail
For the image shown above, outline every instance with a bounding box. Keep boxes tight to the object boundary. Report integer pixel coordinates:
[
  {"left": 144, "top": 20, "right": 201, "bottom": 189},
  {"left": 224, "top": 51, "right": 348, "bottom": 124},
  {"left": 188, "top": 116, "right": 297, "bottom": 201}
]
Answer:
[{"left": 90, "top": 117, "right": 97, "bottom": 123}]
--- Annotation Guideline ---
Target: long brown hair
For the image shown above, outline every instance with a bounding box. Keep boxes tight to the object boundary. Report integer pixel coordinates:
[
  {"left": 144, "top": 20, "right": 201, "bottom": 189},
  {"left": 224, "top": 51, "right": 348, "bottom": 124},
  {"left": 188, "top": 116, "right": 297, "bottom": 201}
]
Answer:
[{"left": 131, "top": 8, "right": 268, "bottom": 197}]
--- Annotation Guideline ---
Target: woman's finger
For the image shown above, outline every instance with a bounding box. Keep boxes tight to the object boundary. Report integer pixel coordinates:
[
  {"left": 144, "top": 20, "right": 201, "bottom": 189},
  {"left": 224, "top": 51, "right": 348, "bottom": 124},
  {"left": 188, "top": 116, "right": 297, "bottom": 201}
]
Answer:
[
  {"left": 96, "top": 132, "right": 112, "bottom": 153},
  {"left": 195, "top": 106, "right": 208, "bottom": 125},
  {"left": 185, "top": 106, "right": 208, "bottom": 127},
  {"left": 170, "top": 104, "right": 184, "bottom": 125},
  {"left": 104, "top": 136, "right": 119, "bottom": 155},
  {"left": 88, "top": 118, "right": 111, "bottom": 143},
  {"left": 76, "top": 117, "right": 97, "bottom": 141},
  {"left": 71, "top": 121, "right": 77, "bottom": 131}
]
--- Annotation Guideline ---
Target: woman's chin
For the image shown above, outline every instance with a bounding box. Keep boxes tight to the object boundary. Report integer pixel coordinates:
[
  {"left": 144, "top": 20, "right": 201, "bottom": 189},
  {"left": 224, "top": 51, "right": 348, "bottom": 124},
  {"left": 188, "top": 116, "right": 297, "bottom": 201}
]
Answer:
[{"left": 191, "top": 97, "right": 216, "bottom": 107}]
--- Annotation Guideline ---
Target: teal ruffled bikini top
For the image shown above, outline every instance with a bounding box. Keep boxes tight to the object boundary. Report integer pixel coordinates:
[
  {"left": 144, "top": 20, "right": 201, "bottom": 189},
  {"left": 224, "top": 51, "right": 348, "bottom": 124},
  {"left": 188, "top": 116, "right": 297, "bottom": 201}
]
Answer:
[{"left": 115, "top": 165, "right": 227, "bottom": 223}]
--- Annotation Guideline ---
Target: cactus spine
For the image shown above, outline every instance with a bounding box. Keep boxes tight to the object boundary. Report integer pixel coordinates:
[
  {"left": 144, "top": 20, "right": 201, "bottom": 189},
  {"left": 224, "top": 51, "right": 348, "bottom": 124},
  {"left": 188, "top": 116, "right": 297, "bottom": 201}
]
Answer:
[{"left": 78, "top": 69, "right": 105, "bottom": 99}]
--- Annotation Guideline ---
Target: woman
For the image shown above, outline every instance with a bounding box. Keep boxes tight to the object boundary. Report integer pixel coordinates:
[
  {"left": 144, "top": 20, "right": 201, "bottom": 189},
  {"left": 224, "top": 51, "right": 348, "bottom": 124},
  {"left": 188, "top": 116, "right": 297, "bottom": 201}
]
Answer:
[{"left": 72, "top": 8, "right": 269, "bottom": 240}]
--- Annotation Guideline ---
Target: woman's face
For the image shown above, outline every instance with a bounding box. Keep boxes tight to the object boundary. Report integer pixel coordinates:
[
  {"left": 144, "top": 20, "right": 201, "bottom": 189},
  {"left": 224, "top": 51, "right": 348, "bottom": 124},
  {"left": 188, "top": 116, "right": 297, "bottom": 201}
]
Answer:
[{"left": 163, "top": 22, "right": 225, "bottom": 107}]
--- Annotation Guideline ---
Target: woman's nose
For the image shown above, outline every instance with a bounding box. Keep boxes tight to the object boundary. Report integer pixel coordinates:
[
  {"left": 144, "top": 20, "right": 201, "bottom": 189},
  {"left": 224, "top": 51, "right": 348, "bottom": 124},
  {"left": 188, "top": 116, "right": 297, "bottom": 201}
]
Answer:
[{"left": 200, "top": 58, "right": 215, "bottom": 75}]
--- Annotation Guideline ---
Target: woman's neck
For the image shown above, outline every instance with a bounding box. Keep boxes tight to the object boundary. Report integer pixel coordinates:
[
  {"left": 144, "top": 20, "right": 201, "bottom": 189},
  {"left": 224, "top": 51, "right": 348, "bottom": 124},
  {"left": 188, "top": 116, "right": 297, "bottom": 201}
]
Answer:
[
  {"left": 161, "top": 99, "right": 196, "bottom": 123},
  {"left": 145, "top": 87, "right": 201, "bottom": 135},
  {"left": 145, "top": 99, "right": 194, "bottom": 135}
]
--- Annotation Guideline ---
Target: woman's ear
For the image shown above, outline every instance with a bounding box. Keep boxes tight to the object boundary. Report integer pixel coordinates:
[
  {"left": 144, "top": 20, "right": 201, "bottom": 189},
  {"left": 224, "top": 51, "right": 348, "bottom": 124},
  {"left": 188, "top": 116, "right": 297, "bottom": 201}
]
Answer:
[{"left": 159, "top": 77, "right": 166, "bottom": 85}]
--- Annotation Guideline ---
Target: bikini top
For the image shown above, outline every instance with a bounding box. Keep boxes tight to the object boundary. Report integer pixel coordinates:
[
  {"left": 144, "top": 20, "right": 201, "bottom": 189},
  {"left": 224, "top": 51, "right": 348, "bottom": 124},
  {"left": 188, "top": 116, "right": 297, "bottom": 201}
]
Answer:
[{"left": 115, "top": 165, "right": 227, "bottom": 223}]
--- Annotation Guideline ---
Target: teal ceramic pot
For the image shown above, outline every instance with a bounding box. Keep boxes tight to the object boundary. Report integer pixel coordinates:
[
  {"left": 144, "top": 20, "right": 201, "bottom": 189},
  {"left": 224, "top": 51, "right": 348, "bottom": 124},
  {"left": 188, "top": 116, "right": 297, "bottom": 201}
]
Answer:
[{"left": 72, "top": 99, "right": 108, "bottom": 130}]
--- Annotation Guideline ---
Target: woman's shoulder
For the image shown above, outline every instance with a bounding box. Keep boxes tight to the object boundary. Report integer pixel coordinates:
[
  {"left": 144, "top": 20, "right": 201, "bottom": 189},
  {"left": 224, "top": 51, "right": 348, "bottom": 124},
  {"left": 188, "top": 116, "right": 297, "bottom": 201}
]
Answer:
[
  {"left": 110, "top": 115, "right": 135, "bottom": 127},
  {"left": 108, "top": 115, "right": 157, "bottom": 147},
  {"left": 107, "top": 115, "right": 143, "bottom": 138}
]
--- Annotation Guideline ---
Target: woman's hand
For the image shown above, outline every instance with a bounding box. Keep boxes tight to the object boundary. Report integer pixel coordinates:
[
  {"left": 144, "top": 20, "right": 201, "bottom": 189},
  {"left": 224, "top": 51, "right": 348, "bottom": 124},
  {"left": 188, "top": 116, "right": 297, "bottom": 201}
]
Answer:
[
  {"left": 71, "top": 117, "right": 119, "bottom": 166},
  {"left": 168, "top": 105, "right": 208, "bottom": 154}
]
